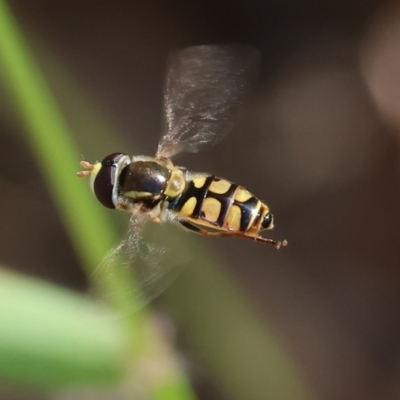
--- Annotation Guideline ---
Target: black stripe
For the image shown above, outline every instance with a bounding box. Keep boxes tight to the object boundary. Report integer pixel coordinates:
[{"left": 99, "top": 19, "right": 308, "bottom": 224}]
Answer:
[
  {"left": 170, "top": 175, "right": 214, "bottom": 218},
  {"left": 210, "top": 183, "right": 238, "bottom": 227},
  {"left": 191, "top": 176, "right": 214, "bottom": 218},
  {"left": 234, "top": 196, "right": 259, "bottom": 232}
]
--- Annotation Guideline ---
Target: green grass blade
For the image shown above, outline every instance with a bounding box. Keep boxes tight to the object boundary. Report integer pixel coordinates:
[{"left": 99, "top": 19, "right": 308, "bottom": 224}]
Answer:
[
  {"left": 0, "top": 2, "right": 197, "bottom": 399},
  {"left": 0, "top": 0, "right": 115, "bottom": 274},
  {"left": 0, "top": 1, "right": 313, "bottom": 399},
  {"left": 0, "top": 267, "right": 126, "bottom": 389},
  {"left": 0, "top": 0, "right": 137, "bottom": 315}
]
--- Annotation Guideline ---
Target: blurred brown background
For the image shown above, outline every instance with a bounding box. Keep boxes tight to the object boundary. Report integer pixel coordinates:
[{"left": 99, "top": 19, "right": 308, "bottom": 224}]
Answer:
[{"left": 1, "top": 1, "right": 400, "bottom": 399}]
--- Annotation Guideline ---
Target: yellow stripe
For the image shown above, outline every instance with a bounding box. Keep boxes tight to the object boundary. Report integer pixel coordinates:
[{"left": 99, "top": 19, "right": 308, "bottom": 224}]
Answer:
[
  {"left": 234, "top": 187, "right": 252, "bottom": 202},
  {"left": 209, "top": 179, "right": 231, "bottom": 194},
  {"left": 124, "top": 190, "right": 152, "bottom": 199},
  {"left": 201, "top": 197, "right": 221, "bottom": 223},
  {"left": 193, "top": 177, "right": 207, "bottom": 188},
  {"left": 224, "top": 205, "right": 241, "bottom": 231},
  {"left": 180, "top": 196, "right": 197, "bottom": 217}
]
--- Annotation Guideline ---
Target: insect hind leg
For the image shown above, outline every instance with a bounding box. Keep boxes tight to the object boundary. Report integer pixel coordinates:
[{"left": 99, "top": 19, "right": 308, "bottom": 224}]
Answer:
[
  {"left": 179, "top": 221, "right": 287, "bottom": 249},
  {"left": 233, "top": 232, "right": 288, "bottom": 249},
  {"left": 179, "top": 221, "right": 235, "bottom": 237}
]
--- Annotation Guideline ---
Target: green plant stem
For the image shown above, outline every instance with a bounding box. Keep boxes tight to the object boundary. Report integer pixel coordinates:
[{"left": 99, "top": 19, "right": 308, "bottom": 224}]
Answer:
[
  {"left": 0, "top": 268, "right": 126, "bottom": 389},
  {"left": 0, "top": 2, "right": 197, "bottom": 399}
]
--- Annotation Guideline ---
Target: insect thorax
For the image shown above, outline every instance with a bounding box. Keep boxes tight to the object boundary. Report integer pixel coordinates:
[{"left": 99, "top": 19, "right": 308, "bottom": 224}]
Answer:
[
  {"left": 118, "top": 160, "right": 167, "bottom": 201},
  {"left": 118, "top": 159, "right": 186, "bottom": 204}
]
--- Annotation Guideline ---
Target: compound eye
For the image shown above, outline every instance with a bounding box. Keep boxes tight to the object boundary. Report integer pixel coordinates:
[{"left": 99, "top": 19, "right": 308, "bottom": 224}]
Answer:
[{"left": 93, "top": 152, "right": 125, "bottom": 209}]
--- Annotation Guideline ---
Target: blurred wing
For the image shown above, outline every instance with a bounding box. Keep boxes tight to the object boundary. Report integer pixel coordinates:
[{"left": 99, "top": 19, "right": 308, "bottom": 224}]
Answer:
[
  {"left": 90, "top": 210, "right": 188, "bottom": 313},
  {"left": 156, "top": 44, "right": 261, "bottom": 158}
]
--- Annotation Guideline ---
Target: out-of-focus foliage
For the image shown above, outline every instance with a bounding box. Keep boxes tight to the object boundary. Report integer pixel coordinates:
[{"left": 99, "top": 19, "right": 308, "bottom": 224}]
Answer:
[
  {"left": 0, "top": 1, "right": 311, "bottom": 400},
  {"left": 0, "top": 268, "right": 126, "bottom": 389},
  {"left": 1, "top": 0, "right": 400, "bottom": 400}
]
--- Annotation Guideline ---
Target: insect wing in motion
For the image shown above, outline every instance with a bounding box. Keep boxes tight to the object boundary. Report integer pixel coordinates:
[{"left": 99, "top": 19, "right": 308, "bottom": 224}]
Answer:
[
  {"left": 91, "top": 208, "right": 189, "bottom": 311},
  {"left": 157, "top": 44, "right": 261, "bottom": 158}
]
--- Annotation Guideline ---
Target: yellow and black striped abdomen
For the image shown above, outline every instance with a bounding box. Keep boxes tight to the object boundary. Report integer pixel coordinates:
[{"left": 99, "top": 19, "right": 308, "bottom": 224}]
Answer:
[{"left": 170, "top": 174, "right": 273, "bottom": 235}]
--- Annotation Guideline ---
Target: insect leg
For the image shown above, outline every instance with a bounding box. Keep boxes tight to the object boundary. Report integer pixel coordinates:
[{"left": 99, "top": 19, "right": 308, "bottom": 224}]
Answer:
[
  {"left": 232, "top": 232, "right": 288, "bottom": 249},
  {"left": 179, "top": 222, "right": 287, "bottom": 249},
  {"left": 179, "top": 221, "right": 233, "bottom": 236}
]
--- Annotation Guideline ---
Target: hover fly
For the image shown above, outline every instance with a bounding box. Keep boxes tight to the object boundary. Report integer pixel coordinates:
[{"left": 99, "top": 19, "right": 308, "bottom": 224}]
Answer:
[{"left": 78, "top": 45, "right": 287, "bottom": 251}]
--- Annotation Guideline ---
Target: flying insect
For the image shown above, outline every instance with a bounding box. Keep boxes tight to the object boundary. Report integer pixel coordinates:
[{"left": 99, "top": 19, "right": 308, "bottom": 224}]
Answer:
[{"left": 78, "top": 45, "right": 287, "bottom": 249}]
